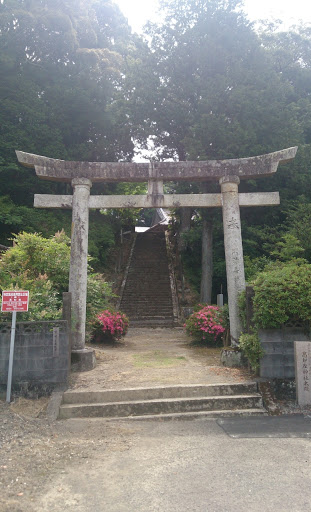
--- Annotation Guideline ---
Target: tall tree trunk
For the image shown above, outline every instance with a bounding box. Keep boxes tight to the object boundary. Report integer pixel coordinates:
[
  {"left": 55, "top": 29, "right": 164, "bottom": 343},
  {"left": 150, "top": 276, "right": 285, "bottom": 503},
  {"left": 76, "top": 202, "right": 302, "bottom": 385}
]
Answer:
[
  {"left": 200, "top": 217, "right": 213, "bottom": 304},
  {"left": 177, "top": 207, "right": 192, "bottom": 251}
]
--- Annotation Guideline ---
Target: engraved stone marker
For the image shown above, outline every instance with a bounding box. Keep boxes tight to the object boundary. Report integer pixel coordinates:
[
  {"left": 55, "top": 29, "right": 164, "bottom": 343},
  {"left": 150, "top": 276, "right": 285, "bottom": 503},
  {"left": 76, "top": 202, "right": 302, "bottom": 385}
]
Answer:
[{"left": 294, "top": 341, "right": 311, "bottom": 405}]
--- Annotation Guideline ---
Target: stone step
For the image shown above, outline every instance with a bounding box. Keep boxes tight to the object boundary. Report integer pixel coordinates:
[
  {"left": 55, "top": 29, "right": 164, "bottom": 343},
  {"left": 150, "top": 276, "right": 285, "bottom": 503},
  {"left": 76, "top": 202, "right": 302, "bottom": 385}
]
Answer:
[
  {"left": 121, "top": 294, "right": 172, "bottom": 299},
  {"left": 123, "top": 315, "right": 174, "bottom": 320},
  {"left": 128, "top": 318, "right": 176, "bottom": 324},
  {"left": 121, "top": 292, "right": 172, "bottom": 296},
  {"left": 122, "top": 309, "right": 173, "bottom": 313},
  {"left": 119, "top": 229, "right": 176, "bottom": 328},
  {"left": 58, "top": 394, "right": 264, "bottom": 419},
  {"left": 126, "top": 280, "right": 169, "bottom": 283},
  {"left": 101, "top": 409, "right": 267, "bottom": 421},
  {"left": 128, "top": 320, "right": 176, "bottom": 327},
  {"left": 122, "top": 299, "right": 172, "bottom": 303},
  {"left": 121, "top": 303, "right": 173, "bottom": 308},
  {"left": 121, "top": 296, "right": 172, "bottom": 300},
  {"left": 120, "top": 299, "right": 172, "bottom": 304},
  {"left": 62, "top": 383, "right": 259, "bottom": 404},
  {"left": 123, "top": 279, "right": 171, "bottom": 283},
  {"left": 122, "top": 313, "right": 174, "bottom": 318},
  {"left": 125, "top": 316, "right": 175, "bottom": 321}
]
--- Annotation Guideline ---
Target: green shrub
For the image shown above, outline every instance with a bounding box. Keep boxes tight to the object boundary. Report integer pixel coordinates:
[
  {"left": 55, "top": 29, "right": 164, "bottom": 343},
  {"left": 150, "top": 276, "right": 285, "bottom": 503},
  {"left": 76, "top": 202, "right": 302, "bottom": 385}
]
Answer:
[
  {"left": 238, "top": 259, "right": 311, "bottom": 373},
  {"left": 0, "top": 231, "right": 70, "bottom": 293},
  {"left": 0, "top": 272, "right": 61, "bottom": 322},
  {"left": 252, "top": 261, "right": 311, "bottom": 328},
  {"left": 239, "top": 332, "right": 264, "bottom": 372},
  {"left": 0, "top": 231, "right": 116, "bottom": 321},
  {"left": 86, "top": 273, "right": 116, "bottom": 324}
]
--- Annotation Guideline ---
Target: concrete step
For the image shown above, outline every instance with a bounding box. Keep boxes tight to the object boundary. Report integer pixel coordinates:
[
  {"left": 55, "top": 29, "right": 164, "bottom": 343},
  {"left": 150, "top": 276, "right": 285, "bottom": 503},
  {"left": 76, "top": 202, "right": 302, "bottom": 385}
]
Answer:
[
  {"left": 123, "top": 315, "right": 174, "bottom": 321},
  {"left": 128, "top": 320, "right": 176, "bottom": 327},
  {"left": 121, "top": 303, "right": 173, "bottom": 307},
  {"left": 121, "top": 296, "right": 172, "bottom": 301},
  {"left": 101, "top": 409, "right": 267, "bottom": 421},
  {"left": 59, "top": 383, "right": 265, "bottom": 420},
  {"left": 121, "top": 297, "right": 172, "bottom": 302},
  {"left": 121, "top": 295, "right": 173, "bottom": 300},
  {"left": 119, "top": 228, "right": 176, "bottom": 329},
  {"left": 62, "top": 383, "right": 259, "bottom": 404},
  {"left": 59, "top": 395, "right": 264, "bottom": 419},
  {"left": 121, "top": 309, "right": 173, "bottom": 315},
  {"left": 127, "top": 313, "right": 174, "bottom": 322},
  {"left": 122, "top": 314, "right": 174, "bottom": 319},
  {"left": 123, "top": 284, "right": 171, "bottom": 289}
]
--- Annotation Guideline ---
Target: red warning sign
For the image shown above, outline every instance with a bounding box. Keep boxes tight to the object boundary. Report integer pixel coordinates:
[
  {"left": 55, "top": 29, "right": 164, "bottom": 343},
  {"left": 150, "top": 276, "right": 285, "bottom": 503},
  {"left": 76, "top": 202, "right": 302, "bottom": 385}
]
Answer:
[{"left": 1, "top": 291, "right": 29, "bottom": 312}]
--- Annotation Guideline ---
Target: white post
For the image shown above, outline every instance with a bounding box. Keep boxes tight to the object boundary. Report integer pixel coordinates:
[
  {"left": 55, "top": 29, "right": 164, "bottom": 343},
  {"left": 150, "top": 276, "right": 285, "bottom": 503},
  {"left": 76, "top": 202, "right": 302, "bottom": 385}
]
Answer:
[
  {"left": 219, "top": 176, "right": 246, "bottom": 345},
  {"left": 6, "top": 311, "right": 17, "bottom": 403},
  {"left": 69, "top": 178, "right": 92, "bottom": 351}
]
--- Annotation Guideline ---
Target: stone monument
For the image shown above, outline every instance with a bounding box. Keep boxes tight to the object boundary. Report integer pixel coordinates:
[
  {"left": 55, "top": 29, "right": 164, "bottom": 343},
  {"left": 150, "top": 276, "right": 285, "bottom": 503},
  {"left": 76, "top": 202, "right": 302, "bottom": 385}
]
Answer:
[{"left": 295, "top": 341, "right": 311, "bottom": 406}]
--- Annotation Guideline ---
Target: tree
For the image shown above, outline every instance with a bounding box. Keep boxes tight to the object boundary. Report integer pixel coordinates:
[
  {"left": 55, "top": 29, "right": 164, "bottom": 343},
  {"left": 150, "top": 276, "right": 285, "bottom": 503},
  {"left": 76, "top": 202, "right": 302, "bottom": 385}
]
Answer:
[
  {"left": 143, "top": 0, "right": 302, "bottom": 161},
  {"left": 0, "top": 231, "right": 115, "bottom": 321},
  {"left": 0, "top": 0, "right": 146, "bottom": 251},
  {"left": 139, "top": 1, "right": 309, "bottom": 301}
]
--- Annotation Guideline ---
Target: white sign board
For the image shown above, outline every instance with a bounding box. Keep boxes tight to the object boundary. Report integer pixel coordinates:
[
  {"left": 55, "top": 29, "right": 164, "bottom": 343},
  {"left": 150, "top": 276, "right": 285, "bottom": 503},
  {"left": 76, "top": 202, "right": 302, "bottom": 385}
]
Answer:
[
  {"left": 1, "top": 290, "right": 29, "bottom": 312},
  {"left": 294, "top": 341, "right": 311, "bottom": 406}
]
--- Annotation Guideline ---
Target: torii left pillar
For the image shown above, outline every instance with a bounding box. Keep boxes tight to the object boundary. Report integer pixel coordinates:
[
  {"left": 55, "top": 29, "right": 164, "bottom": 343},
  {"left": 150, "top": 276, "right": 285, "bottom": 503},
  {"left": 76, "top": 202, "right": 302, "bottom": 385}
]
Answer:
[{"left": 70, "top": 178, "right": 96, "bottom": 370}]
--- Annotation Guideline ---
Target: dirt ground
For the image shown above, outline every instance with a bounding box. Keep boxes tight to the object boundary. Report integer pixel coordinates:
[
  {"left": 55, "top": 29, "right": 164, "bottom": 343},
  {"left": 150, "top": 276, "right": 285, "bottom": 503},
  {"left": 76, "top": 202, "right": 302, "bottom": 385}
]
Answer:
[
  {"left": 0, "top": 327, "right": 308, "bottom": 511},
  {"left": 0, "top": 327, "right": 251, "bottom": 510},
  {"left": 70, "top": 327, "right": 251, "bottom": 391}
]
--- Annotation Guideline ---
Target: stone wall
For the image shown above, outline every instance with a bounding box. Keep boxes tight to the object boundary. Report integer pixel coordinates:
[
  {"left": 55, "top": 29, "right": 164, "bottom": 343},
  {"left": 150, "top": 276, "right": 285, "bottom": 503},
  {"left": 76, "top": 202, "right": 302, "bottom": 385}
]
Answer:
[
  {"left": 259, "top": 327, "right": 310, "bottom": 378},
  {"left": 0, "top": 320, "right": 69, "bottom": 392}
]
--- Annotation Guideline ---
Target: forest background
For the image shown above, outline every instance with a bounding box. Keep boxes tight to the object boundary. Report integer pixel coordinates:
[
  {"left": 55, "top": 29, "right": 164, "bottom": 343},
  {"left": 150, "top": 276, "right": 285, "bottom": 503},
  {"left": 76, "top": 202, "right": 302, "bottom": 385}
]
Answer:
[{"left": 1, "top": 0, "right": 311, "bottom": 307}]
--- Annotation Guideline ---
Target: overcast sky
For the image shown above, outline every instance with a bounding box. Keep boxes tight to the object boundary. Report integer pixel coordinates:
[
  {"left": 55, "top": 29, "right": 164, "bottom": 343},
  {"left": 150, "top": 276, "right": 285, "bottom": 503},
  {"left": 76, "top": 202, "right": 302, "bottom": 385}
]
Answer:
[{"left": 115, "top": 0, "right": 311, "bottom": 33}]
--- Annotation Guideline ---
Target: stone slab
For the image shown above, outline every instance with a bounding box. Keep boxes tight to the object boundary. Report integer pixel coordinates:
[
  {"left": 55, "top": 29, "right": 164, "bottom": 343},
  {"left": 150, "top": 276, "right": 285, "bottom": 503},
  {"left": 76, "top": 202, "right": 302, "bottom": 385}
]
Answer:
[
  {"left": 259, "top": 329, "right": 310, "bottom": 378},
  {"left": 295, "top": 341, "right": 311, "bottom": 406},
  {"left": 217, "top": 414, "right": 311, "bottom": 438}
]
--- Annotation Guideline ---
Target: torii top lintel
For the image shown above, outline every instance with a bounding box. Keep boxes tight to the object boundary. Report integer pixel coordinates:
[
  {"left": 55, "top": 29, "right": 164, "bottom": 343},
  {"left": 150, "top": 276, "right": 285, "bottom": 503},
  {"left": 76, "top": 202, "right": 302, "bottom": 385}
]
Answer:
[{"left": 15, "top": 147, "right": 298, "bottom": 183}]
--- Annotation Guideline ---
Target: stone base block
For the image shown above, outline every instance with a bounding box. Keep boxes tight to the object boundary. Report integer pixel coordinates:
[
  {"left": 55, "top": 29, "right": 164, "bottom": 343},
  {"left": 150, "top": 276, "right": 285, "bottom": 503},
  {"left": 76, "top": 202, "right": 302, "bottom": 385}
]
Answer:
[
  {"left": 71, "top": 348, "right": 96, "bottom": 372},
  {"left": 221, "top": 348, "right": 246, "bottom": 368}
]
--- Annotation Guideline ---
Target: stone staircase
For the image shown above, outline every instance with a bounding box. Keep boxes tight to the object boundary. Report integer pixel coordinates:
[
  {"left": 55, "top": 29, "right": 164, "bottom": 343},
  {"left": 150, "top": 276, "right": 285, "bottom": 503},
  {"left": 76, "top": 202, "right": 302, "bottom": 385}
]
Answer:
[
  {"left": 58, "top": 383, "right": 267, "bottom": 420},
  {"left": 119, "top": 230, "right": 177, "bottom": 327}
]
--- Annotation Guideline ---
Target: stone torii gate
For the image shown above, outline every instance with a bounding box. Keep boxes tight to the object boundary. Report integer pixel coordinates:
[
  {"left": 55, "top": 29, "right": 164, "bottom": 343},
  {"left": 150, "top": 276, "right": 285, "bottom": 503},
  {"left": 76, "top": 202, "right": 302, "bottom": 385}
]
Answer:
[{"left": 16, "top": 147, "right": 297, "bottom": 368}]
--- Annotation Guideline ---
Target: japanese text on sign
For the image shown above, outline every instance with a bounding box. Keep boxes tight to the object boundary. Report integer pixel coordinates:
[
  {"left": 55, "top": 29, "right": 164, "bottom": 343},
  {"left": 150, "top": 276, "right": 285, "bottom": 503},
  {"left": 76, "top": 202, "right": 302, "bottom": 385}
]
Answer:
[{"left": 1, "top": 291, "right": 29, "bottom": 312}]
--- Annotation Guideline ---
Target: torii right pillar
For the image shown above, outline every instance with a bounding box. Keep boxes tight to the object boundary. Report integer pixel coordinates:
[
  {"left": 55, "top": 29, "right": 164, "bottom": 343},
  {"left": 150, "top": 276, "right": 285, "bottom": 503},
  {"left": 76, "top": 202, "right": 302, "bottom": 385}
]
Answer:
[{"left": 220, "top": 175, "right": 245, "bottom": 345}]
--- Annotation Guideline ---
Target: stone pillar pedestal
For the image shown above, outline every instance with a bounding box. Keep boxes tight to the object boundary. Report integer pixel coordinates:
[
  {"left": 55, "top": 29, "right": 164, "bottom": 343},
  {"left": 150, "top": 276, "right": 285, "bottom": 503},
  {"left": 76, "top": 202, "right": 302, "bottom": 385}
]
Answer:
[
  {"left": 69, "top": 178, "right": 95, "bottom": 370},
  {"left": 219, "top": 176, "right": 245, "bottom": 345}
]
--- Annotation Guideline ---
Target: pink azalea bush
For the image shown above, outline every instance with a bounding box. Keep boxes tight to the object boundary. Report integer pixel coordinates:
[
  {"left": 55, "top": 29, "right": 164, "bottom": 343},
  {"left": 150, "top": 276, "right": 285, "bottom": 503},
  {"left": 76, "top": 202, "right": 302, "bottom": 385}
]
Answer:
[
  {"left": 184, "top": 304, "right": 226, "bottom": 345},
  {"left": 91, "top": 309, "right": 129, "bottom": 342}
]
